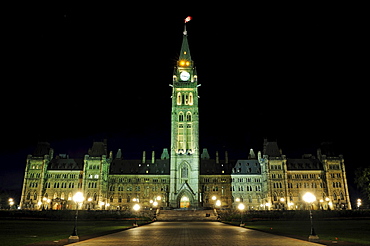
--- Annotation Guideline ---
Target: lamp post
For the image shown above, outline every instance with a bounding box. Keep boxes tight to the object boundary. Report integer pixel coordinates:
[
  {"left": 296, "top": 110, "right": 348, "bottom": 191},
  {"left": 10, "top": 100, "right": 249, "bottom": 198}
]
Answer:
[
  {"left": 357, "top": 199, "right": 362, "bottom": 210},
  {"left": 280, "top": 197, "right": 285, "bottom": 210},
  {"left": 302, "top": 192, "right": 319, "bottom": 242},
  {"left": 8, "top": 198, "right": 14, "bottom": 210},
  {"left": 133, "top": 203, "right": 140, "bottom": 227},
  {"left": 68, "top": 192, "right": 84, "bottom": 243},
  {"left": 238, "top": 203, "right": 245, "bottom": 226},
  {"left": 215, "top": 200, "right": 221, "bottom": 208}
]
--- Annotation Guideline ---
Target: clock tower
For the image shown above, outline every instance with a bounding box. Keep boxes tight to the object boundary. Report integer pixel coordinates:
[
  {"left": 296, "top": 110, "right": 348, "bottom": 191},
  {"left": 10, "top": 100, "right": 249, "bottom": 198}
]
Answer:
[{"left": 169, "top": 21, "right": 200, "bottom": 208}]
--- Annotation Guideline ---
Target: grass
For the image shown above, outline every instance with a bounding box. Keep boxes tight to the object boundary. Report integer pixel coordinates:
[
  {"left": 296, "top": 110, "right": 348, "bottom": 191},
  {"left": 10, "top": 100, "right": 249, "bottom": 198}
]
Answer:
[
  {"left": 228, "top": 219, "right": 370, "bottom": 245},
  {"left": 0, "top": 219, "right": 149, "bottom": 246}
]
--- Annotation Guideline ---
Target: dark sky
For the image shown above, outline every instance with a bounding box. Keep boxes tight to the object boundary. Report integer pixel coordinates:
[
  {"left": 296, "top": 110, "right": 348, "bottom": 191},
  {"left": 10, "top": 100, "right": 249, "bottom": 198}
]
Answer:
[{"left": 1, "top": 3, "right": 367, "bottom": 201}]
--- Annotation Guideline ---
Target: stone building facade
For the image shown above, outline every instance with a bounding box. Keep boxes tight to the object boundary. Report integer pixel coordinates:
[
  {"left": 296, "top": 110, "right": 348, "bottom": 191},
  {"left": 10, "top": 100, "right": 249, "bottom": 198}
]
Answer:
[{"left": 20, "top": 24, "right": 351, "bottom": 211}]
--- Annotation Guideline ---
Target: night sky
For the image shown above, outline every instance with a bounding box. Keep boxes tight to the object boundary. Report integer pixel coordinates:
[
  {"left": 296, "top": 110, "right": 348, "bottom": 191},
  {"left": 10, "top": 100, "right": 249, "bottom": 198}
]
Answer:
[{"left": 1, "top": 3, "right": 367, "bottom": 202}]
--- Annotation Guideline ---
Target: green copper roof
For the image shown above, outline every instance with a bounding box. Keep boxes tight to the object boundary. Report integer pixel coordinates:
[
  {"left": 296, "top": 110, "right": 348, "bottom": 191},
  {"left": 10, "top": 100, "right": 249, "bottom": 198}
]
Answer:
[{"left": 179, "top": 25, "right": 192, "bottom": 61}]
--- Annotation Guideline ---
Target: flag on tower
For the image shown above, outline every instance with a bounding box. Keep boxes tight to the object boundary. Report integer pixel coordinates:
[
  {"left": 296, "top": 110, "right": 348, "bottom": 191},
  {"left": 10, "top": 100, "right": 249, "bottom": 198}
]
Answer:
[{"left": 185, "top": 16, "right": 192, "bottom": 23}]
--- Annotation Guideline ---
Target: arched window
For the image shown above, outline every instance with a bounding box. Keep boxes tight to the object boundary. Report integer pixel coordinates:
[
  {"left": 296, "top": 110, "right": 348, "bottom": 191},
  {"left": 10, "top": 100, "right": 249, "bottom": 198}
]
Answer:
[
  {"left": 181, "top": 165, "right": 188, "bottom": 178},
  {"left": 189, "top": 92, "right": 193, "bottom": 105},
  {"left": 177, "top": 92, "right": 181, "bottom": 105},
  {"left": 184, "top": 93, "right": 188, "bottom": 105},
  {"left": 186, "top": 112, "right": 192, "bottom": 121},
  {"left": 179, "top": 112, "right": 184, "bottom": 122},
  {"left": 273, "top": 192, "right": 277, "bottom": 201}
]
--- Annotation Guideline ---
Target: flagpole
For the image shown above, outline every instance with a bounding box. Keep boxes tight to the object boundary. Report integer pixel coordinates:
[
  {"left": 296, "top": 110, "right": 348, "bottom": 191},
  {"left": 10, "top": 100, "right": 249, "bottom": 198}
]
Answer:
[{"left": 183, "top": 16, "right": 192, "bottom": 36}]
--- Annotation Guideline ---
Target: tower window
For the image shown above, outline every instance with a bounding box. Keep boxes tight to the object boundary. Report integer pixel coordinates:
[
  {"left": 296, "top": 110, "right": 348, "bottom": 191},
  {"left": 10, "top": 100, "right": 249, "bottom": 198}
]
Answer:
[
  {"left": 177, "top": 93, "right": 182, "bottom": 105},
  {"left": 179, "top": 113, "right": 184, "bottom": 122},
  {"left": 189, "top": 92, "right": 193, "bottom": 105},
  {"left": 186, "top": 112, "right": 192, "bottom": 121}
]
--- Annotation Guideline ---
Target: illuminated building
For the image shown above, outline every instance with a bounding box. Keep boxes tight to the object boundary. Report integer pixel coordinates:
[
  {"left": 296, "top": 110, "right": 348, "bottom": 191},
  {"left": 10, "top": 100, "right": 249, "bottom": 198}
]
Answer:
[{"left": 20, "top": 22, "right": 351, "bottom": 211}]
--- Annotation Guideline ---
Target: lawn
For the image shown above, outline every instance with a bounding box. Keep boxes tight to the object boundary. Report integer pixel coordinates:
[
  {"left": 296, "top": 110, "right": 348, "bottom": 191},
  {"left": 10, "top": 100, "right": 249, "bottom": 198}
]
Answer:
[
  {"left": 234, "top": 219, "right": 370, "bottom": 245},
  {"left": 0, "top": 219, "right": 147, "bottom": 246}
]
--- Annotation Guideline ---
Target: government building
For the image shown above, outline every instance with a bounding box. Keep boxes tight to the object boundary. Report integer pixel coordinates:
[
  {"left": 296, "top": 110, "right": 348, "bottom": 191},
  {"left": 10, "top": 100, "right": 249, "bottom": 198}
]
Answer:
[{"left": 20, "top": 23, "right": 352, "bottom": 211}]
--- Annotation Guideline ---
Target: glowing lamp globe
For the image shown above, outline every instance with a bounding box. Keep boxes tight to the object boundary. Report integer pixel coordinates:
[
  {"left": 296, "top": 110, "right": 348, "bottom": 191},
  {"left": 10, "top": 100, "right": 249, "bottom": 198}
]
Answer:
[
  {"left": 73, "top": 192, "right": 84, "bottom": 203},
  {"left": 133, "top": 204, "right": 140, "bottom": 211},
  {"left": 303, "top": 192, "right": 316, "bottom": 203}
]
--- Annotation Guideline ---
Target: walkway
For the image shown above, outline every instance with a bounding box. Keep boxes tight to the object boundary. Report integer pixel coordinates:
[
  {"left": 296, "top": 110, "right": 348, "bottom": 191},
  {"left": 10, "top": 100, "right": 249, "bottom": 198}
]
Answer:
[{"left": 69, "top": 221, "right": 319, "bottom": 246}]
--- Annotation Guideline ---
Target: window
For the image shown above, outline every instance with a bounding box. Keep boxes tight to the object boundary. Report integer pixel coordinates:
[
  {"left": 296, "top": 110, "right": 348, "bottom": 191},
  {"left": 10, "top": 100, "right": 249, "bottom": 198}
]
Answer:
[
  {"left": 179, "top": 112, "right": 184, "bottom": 121},
  {"left": 186, "top": 112, "right": 192, "bottom": 121},
  {"left": 340, "top": 192, "right": 344, "bottom": 200},
  {"left": 177, "top": 92, "right": 182, "bottom": 105},
  {"left": 189, "top": 92, "right": 193, "bottom": 105},
  {"left": 273, "top": 193, "right": 277, "bottom": 201}
]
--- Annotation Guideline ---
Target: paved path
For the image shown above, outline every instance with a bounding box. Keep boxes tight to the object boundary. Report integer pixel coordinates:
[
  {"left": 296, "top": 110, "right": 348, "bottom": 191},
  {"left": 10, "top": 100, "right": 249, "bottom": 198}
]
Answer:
[{"left": 69, "top": 221, "right": 319, "bottom": 246}]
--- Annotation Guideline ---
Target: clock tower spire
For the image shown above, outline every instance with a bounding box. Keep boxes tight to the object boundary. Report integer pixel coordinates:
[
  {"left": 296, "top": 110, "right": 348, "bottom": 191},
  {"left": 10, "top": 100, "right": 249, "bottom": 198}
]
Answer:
[{"left": 169, "top": 17, "right": 200, "bottom": 208}]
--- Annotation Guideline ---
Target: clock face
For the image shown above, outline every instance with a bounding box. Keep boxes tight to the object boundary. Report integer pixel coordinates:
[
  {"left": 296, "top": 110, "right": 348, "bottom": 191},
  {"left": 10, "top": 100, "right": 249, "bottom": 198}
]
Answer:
[{"left": 180, "top": 71, "right": 190, "bottom": 81}]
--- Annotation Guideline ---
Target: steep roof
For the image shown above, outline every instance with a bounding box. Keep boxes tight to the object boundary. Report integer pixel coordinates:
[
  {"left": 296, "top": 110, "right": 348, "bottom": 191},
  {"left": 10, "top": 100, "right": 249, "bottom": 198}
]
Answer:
[
  {"left": 109, "top": 159, "right": 170, "bottom": 175},
  {"left": 48, "top": 157, "right": 83, "bottom": 170},
  {"left": 286, "top": 158, "right": 323, "bottom": 170},
  {"left": 231, "top": 160, "right": 261, "bottom": 175},
  {"left": 33, "top": 142, "right": 51, "bottom": 157},
  {"left": 200, "top": 159, "right": 234, "bottom": 175},
  {"left": 263, "top": 141, "right": 281, "bottom": 157},
  {"left": 88, "top": 142, "right": 107, "bottom": 157},
  {"left": 179, "top": 25, "right": 192, "bottom": 62}
]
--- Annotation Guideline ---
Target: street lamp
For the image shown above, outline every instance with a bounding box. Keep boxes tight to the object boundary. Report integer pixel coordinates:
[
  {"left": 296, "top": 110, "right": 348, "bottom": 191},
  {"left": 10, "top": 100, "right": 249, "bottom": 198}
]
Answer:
[
  {"left": 302, "top": 192, "right": 319, "bottom": 242},
  {"left": 215, "top": 200, "right": 221, "bottom": 207},
  {"left": 357, "top": 199, "right": 362, "bottom": 210},
  {"left": 69, "top": 192, "right": 84, "bottom": 243},
  {"left": 238, "top": 203, "right": 245, "bottom": 226},
  {"left": 133, "top": 203, "right": 140, "bottom": 227},
  {"left": 8, "top": 198, "right": 14, "bottom": 209}
]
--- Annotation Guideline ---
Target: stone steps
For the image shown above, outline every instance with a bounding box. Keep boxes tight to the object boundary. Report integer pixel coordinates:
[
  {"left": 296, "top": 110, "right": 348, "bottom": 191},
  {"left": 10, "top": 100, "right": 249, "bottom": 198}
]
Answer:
[{"left": 156, "top": 209, "right": 218, "bottom": 221}]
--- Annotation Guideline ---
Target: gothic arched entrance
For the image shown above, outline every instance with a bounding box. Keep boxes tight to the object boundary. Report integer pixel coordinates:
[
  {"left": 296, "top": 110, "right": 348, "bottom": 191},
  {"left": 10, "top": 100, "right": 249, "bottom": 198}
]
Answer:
[
  {"left": 180, "top": 196, "right": 190, "bottom": 208},
  {"left": 177, "top": 189, "right": 196, "bottom": 208}
]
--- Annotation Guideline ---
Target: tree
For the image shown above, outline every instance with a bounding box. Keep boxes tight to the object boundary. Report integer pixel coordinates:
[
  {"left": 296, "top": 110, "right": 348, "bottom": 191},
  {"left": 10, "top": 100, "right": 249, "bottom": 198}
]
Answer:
[{"left": 355, "top": 167, "right": 370, "bottom": 205}]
